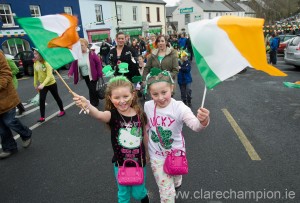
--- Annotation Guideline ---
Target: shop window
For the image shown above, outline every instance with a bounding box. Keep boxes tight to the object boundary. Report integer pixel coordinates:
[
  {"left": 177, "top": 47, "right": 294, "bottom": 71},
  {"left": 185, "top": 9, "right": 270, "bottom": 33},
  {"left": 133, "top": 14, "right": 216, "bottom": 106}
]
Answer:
[
  {"left": 64, "top": 7, "right": 73, "bottom": 15},
  {"left": 185, "top": 14, "right": 190, "bottom": 25},
  {"left": 0, "top": 4, "right": 15, "bottom": 27},
  {"left": 30, "top": 5, "right": 41, "bottom": 17},
  {"left": 95, "top": 4, "right": 103, "bottom": 23},
  {"left": 117, "top": 6, "right": 122, "bottom": 22},
  {"left": 146, "top": 7, "right": 150, "bottom": 22},
  {"left": 133, "top": 6, "right": 137, "bottom": 21},
  {"left": 1, "top": 38, "right": 30, "bottom": 56}
]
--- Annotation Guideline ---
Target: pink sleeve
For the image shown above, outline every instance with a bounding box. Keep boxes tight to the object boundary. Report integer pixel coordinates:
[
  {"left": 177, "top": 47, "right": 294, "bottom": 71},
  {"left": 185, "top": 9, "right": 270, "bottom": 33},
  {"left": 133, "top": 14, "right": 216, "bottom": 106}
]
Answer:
[{"left": 181, "top": 105, "right": 206, "bottom": 132}]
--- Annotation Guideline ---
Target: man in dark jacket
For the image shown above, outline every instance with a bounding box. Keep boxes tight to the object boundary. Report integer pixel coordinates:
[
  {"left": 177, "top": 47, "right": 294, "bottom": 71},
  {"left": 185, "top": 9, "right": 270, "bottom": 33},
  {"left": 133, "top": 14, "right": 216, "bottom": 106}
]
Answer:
[
  {"left": 0, "top": 51, "right": 32, "bottom": 159},
  {"left": 100, "top": 39, "right": 112, "bottom": 65}
]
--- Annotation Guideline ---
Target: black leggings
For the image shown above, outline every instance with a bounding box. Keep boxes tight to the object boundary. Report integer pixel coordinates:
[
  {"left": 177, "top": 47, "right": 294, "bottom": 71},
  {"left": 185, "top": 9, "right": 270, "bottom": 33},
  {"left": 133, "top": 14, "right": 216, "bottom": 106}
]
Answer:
[
  {"left": 82, "top": 75, "right": 99, "bottom": 107},
  {"left": 39, "top": 83, "right": 64, "bottom": 117}
]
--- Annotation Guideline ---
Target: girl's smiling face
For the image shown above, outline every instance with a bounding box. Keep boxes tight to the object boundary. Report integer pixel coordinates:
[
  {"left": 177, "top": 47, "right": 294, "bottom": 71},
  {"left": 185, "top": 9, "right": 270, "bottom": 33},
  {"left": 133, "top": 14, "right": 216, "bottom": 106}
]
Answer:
[
  {"left": 149, "top": 82, "right": 173, "bottom": 108},
  {"left": 110, "top": 86, "right": 134, "bottom": 112}
]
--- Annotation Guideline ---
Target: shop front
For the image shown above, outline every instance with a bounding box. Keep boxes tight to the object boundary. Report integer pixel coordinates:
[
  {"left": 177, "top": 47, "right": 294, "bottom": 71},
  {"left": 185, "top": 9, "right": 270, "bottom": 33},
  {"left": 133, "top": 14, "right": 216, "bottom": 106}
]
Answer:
[
  {"left": 0, "top": 29, "right": 32, "bottom": 56},
  {"left": 118, "top": 27, "right": 142, "bottom": 40},
  {"left": 147, "top": 26, "right": 162, "bottom": 36},
  {"left": 87, "top": 29, "right": 111, "bottom": 43}
]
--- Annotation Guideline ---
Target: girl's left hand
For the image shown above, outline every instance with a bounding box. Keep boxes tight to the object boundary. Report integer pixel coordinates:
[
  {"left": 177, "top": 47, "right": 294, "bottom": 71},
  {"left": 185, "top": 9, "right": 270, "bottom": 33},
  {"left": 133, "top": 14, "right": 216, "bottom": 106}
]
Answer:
[
  {"left": 197, "top": 107, "right": 210, "bottom": 124},
  {"left": 37, "top": 84, "right": 44, "bottom": 90}
]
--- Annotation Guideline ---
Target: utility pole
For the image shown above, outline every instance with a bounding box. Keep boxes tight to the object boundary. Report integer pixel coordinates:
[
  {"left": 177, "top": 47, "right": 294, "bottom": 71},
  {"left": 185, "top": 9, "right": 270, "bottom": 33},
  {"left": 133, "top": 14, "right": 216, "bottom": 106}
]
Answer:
[{"left": 114, "top": 0, "right": 119, "bottom": 33}]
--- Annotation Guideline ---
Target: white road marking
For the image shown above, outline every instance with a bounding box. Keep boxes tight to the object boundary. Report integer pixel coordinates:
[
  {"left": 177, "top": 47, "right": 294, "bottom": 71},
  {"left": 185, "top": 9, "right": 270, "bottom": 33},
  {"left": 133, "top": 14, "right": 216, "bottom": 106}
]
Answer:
[{"left": 0, "top": 102, "right": 75, "bottom": 149}]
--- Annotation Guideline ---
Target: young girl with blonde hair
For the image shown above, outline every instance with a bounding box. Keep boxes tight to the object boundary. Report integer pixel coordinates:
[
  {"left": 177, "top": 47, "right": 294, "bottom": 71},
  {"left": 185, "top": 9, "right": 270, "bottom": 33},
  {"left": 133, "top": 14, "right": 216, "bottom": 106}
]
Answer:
[{"left": 73, "top": 76, "right": 150, "bottom": 203}]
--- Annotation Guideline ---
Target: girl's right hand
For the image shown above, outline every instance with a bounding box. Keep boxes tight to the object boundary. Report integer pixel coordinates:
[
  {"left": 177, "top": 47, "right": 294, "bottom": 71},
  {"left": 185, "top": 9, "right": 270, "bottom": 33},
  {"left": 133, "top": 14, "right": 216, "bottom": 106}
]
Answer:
[{"left": 73, "top": 93, "right": 88, "bottom": 109}]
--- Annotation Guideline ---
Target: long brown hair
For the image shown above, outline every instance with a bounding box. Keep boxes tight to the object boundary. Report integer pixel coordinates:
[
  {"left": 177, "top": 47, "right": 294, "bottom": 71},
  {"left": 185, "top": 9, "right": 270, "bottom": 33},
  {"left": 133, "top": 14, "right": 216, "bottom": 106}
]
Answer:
[{"left": 104, "top": 76, "right": 147, "bottom": 127}]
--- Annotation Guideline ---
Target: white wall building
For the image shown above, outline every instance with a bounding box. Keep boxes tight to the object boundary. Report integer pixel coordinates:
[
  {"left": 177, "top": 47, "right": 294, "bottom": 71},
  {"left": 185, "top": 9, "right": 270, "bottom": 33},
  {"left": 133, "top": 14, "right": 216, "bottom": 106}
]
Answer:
[
  {"left": 170, "top": 0, "right": 251, "bottom": 34},
  {"left": 79, "top": 0, "right": 166, "bottom": 43}
]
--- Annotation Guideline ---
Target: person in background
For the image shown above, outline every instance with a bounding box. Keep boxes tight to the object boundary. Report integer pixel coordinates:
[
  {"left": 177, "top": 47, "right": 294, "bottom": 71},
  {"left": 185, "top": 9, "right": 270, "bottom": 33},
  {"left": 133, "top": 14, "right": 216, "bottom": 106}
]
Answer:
[
  {"left": 145, "top": 33, "right": 157, "bottom": 59},
  {"left": 0, "top": 51, "right": 32, "bottom": 159},
  {"left": 269, "top": 32, "right": 280, "bottom": 65},
  {"left": 185, "top": 34, "right": 193, "bottom": 61},
  {"left": 68, "top": 38, "right": 103, "bottom": 107},
  {"left": 143, "top": 35, "right": 179, "bottom": 81},
  {"left": 100, "top": 39, "right": 111, "bottom": 65},
  {"left": 138, "top": 35, "right": 146, "bottom": 55},
  {"left": 125, "top": 34, "right": 131, "bottom": 47},
  {"left": 131, "top": 38, "right": 140, "bottom": 59},
  {"left": 33, "top": 48, "right": 65, "bottom": 122},
  {"left": 108, "top": 32, "right": 140, "bottom": 83},
  {"left": 177, "top": 51, "right": 192, "bottom": 107},
  {"left": 1, "top": 50, "right": 26, "bottom": 115},
  {"left": 178, "top": 33, "right": 187, "bottom": 50}
]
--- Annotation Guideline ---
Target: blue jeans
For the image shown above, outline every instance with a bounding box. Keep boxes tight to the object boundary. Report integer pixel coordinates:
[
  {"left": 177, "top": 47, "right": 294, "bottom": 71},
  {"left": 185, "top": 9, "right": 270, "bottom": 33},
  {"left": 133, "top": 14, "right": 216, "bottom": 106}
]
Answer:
[
  {"left": 0, "top": 108, "right": 32, "bottom": 152},
  {"left": 114, "top": 165, "right": 148, "bottom": 203}
]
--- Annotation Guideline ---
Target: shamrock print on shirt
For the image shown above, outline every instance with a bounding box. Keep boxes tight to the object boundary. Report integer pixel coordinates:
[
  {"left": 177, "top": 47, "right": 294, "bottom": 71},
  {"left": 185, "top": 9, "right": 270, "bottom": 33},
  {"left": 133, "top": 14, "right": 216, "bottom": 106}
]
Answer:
[{"left": 151, "top": 126, "right": 174, "bottom": 150}]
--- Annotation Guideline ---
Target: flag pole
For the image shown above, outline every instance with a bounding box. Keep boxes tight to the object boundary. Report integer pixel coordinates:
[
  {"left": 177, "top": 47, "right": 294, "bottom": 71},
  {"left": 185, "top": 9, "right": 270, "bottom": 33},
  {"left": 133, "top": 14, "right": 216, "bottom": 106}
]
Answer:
[
  {"left": 201, "top": 86, "right": 207, "bottom": 108},
  {"left": 54, "top": 69, "right": 74, "bottom": 95},
  {"left": 54, "top": 69, "right": 88, "bottom": 112}
]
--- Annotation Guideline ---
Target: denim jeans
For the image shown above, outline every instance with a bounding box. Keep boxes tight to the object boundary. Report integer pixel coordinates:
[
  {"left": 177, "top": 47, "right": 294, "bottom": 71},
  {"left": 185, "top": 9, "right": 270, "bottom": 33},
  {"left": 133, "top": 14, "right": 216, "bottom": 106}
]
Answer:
[{"left": 0, "top": 108, "right": 32, "bottom": 152}]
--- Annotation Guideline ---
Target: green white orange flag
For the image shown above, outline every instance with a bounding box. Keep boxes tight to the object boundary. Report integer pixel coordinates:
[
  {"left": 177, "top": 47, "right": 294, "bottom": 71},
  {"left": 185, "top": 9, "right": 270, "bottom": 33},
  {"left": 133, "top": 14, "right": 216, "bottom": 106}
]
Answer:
[
  {"left": 188, "top": 16, "right": 287, "bottom": 89},
  {"left": 16, "top": 14, "right": 81, "bottom": 70}
]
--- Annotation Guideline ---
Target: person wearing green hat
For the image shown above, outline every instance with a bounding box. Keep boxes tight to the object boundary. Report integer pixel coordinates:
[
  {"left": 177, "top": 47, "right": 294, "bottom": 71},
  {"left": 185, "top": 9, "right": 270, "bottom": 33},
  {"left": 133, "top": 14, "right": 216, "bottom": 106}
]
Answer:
[{"left": 108, "top": 32, "right": 140, "bottom": 83}]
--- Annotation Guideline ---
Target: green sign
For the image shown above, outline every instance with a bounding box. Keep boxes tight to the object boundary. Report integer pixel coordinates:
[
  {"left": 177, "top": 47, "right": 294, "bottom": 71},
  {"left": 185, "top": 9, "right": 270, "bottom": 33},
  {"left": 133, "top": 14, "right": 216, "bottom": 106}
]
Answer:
[{"left": 180, "top": 7, "right": 193, "bottom": 14}]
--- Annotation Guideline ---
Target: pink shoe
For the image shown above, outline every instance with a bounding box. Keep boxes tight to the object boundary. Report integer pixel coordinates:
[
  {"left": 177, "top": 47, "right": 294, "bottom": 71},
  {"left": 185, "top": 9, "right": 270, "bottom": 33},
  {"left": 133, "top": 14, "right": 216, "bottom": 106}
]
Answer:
[
  {"left": 37, "top": 117, "right": 45, "bottom": 122},
  {"left": 57, "top": 111, "right": 65, "bottom": 117}
]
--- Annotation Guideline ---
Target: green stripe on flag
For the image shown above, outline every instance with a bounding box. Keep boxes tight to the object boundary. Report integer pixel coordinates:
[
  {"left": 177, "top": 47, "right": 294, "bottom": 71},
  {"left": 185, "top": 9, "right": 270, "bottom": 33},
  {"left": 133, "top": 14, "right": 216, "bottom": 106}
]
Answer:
[
  {"left": 192, "top": 44, "right": 221, "bottom": 89},
  {"left": 16, "top": 17, "right": 75, "bottom": 70}
]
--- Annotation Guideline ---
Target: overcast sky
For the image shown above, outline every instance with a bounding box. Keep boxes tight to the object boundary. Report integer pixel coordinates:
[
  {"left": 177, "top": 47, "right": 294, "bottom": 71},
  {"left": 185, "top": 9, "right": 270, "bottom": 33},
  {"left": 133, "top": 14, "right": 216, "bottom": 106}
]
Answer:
[{"left": 163, "top": 0, "right": 181, "bottom": 6}]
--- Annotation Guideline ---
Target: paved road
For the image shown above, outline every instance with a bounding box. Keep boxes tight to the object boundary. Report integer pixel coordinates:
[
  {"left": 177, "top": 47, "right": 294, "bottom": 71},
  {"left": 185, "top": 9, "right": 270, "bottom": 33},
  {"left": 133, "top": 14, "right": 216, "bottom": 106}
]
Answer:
[{"left": 0, "top": 57, "right": 299, "bottom": 203}]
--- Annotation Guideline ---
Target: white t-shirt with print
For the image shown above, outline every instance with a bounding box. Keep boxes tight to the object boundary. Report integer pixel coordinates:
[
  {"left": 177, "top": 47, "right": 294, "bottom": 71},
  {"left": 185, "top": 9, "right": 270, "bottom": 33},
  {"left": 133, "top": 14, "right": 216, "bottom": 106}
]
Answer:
[{"left": 144, "top": 98, "right": 205, "bottom": 161}]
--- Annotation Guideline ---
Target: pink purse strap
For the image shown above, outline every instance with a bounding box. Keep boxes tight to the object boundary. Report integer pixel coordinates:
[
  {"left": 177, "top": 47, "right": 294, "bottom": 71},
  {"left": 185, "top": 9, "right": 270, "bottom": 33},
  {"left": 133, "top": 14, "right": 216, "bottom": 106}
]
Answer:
[
  {"left": 153, "top": 104, "right": 185, "bottom": 149},
  {"left": 117, "top": 114, "right": 143, "bottom": 167}
]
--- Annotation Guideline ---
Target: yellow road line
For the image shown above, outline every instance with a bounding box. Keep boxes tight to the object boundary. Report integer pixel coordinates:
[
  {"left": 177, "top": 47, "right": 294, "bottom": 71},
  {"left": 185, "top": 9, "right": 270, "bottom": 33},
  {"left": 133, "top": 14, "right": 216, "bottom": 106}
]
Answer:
[
  {"left": 222, "top": 108, "right": 261, "bottom": 161},
  {"left": 18, "top": 77, "right": 30, "bottom": 80}
]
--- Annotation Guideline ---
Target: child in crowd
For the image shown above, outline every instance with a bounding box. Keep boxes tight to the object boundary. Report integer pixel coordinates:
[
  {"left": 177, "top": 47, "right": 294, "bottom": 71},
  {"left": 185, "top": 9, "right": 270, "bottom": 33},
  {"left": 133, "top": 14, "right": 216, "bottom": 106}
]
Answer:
[
  {"left": 177, "top": 51, "right": 192, "bottom": 107},
  {"left": 143, "top": 68, "right": 210, "bottom": 203},
  {"left": 33, "top": 48, "right": 65, "bottom": 122},
  {"left": 138, "top": 55, "right": 146, "bottom": 77},
  {"left": 73, "top": 76, "right": 150, "bottom": 203}
]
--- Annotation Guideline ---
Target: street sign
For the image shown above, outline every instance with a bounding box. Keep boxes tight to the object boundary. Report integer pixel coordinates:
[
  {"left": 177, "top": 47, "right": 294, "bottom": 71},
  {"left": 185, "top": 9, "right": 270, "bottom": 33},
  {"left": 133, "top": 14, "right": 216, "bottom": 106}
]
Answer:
[{"left": 180, "top": 7, "right": 193, "bottom": 14}]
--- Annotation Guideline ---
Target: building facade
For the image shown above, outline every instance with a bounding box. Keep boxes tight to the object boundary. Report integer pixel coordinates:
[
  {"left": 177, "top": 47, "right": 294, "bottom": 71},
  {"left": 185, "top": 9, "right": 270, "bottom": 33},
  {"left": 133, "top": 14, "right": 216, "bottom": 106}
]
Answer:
[
  {"left": 0, "top": 0, "right": 82, "bottom": 56},
  {"left": 170, "top": 0, "right": 255, "bottom": 35},
  {"left": 79, "top": 0, "right": 166, "bottom": 43}
]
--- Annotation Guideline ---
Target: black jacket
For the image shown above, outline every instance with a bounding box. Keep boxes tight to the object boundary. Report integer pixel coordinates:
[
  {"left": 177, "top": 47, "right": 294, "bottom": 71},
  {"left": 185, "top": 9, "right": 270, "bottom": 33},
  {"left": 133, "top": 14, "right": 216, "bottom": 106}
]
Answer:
[{"left": 108, "top": 45, "right": 140, "bottom": 82}]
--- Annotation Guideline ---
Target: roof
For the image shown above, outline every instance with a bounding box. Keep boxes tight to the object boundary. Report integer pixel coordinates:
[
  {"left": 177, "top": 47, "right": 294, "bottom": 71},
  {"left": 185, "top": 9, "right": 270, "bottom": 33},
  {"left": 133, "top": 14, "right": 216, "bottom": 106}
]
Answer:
[
  {"left": 237, "top": 2, "right": 255, "bottom": 14},
  {"left": 166, "top": 6, "right": 177, "bottom": 17},
  {"left": 223, "top": 0, "right": 244, "bottom": 12},
  {"left": 105, "top": 0, "right": 166, "bottom": 4},
  {"left": 192, "top": 0, "right": 232, "bottom": 12}
]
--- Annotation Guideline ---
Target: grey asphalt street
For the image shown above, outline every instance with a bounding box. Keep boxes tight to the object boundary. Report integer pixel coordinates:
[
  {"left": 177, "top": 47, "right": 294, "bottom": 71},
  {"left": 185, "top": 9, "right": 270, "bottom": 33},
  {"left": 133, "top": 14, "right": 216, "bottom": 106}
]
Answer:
[{"left": 0, "top": 56, "right": 299, "bottom": 203}]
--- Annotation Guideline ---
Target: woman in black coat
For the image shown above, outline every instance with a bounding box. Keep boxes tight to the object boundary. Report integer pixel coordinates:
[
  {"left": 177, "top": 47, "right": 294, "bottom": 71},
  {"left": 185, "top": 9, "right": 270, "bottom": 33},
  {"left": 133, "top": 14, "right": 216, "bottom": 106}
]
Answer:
[{"left": 108, "top": 32, "right": 140, "bottom": 83}]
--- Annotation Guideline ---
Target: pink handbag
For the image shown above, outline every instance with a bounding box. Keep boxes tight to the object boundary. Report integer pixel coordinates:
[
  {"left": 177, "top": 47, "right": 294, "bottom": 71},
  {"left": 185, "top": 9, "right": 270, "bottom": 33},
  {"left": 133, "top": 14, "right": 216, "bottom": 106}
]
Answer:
[
  {"left": 154, "top": 104, "right": 189, "bottom": 176},
  {"left": 117, "top": 159, "right": 144, "bottom": 186},
  {"left": 117, "top": 115, "right": 144, "bottom": 185},
  {"left": 163, "top": 149, "right": 188, "bottom": 175}
]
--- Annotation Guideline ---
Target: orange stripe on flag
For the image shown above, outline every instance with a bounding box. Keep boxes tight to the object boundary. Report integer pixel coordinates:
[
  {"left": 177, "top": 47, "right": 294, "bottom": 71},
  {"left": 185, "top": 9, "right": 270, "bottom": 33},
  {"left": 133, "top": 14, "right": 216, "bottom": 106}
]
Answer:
[
  {"left": 218, "top": 16, "right": 287, "bottom": 77},
  {"left": 48, "top": 14, "right": 80, "bottom": 49}
]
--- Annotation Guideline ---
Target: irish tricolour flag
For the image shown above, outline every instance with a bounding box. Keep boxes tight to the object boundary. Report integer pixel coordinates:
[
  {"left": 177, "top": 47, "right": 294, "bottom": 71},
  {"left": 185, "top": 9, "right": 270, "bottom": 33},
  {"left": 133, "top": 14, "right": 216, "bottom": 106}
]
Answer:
[
  {"left": 16, "top": 14, "right": 81, "bottom": 69},
  {"left": 188, "top": 16, "right": 287, "bottom": 89}
]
